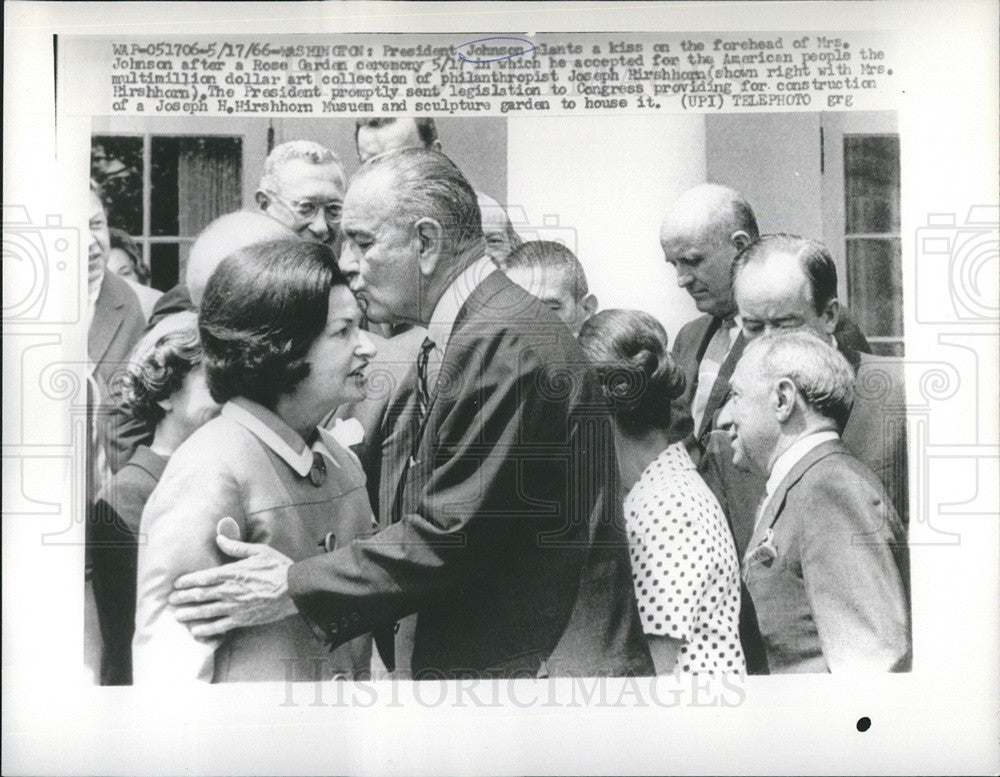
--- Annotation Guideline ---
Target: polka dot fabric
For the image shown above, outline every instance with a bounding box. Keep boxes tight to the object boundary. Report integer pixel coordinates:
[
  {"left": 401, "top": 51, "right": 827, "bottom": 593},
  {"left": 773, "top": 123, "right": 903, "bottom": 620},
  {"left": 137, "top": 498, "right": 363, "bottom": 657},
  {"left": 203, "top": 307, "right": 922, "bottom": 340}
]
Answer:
[{"left": 623, "top": 442, "right": 745, "bottom": 674}]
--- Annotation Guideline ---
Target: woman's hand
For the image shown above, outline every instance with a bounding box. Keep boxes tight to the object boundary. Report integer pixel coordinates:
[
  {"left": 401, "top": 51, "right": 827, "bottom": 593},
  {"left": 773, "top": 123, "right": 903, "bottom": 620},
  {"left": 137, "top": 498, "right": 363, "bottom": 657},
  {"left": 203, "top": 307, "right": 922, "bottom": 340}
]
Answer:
[{"left": 167, "top": 519, "right": 298, "bottom": 639}]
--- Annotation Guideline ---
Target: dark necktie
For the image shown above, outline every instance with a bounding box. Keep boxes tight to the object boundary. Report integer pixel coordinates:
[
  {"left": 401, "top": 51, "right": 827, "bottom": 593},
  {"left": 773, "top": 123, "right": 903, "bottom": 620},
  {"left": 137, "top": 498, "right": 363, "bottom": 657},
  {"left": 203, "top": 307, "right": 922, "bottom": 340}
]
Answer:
[{"left": 416, "top": 336, "right": 436, "bottom": 422}]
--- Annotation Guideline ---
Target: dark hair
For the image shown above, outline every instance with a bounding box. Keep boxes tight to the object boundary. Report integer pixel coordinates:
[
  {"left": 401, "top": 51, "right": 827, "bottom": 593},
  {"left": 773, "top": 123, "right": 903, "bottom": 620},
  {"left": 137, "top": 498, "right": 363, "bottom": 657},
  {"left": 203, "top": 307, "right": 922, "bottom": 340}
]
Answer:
[
  {"left": 108, "top": 227, "right": 150, "bottom": 285},
  {"left": 198, "top": 239, "right": 347, "bottom": 407},
  {"left": 578, "top": 309, "right": 686, "bottom": 436},
  {"left": 504, "top": 240, "right": 589, "bottom": 299},
  {"left": 732, "top": 233, "right": 838, "bottom": 314},
  {"left": 117, "top": 325, "right": 202, "bottom": 424},
  {"left": 354, "top": 117, "right": 439, "bottom": 148},
  {"left": 360, "top": 147, "right": 482, "bottom": 255}
]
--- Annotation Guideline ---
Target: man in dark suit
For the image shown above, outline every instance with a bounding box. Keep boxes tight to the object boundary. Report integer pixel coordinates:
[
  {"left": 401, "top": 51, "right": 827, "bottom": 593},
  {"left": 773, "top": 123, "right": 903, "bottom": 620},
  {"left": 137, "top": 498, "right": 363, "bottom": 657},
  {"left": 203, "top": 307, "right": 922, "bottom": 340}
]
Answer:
[
  {"left": 660, "top": 184, "right": 870, "bottom": 454},
  {"left": 168, "top": 148, "right": 653, "bottom": 679},
  {"left": 717, "top": 331, "right": 910, "bottom": 673},
  {"left": 88, "top": 183, "right": 146, "bottom": 479},
  {"left": 86, "top": 181, "right": 146, "bottom": 682}
]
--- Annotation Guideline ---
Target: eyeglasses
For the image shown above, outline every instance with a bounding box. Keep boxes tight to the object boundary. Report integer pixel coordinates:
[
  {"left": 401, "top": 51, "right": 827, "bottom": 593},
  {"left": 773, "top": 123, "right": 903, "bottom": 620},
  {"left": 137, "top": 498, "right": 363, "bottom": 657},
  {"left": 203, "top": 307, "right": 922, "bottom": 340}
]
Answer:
[{"left": 266, "top": 191, "right": 343, "bottom": 226}]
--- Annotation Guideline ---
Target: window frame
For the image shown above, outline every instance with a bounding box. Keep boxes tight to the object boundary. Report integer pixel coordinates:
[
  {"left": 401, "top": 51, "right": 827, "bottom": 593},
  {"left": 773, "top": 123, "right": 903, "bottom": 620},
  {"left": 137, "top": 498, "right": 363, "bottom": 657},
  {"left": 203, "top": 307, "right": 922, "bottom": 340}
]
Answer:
[
  {"left": 821, "top": 111, "right": 903, "bottom": 356},
  {"left": 91, "top": 116, "right": 270, "bottom": 288}
]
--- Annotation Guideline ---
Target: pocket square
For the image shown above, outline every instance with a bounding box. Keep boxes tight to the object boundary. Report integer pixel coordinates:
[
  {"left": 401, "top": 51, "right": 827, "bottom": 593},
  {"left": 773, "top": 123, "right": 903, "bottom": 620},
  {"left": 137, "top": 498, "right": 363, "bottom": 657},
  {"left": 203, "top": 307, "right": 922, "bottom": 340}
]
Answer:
[{"left": 745, "top": 528, "right": 778, "bottom": 568}]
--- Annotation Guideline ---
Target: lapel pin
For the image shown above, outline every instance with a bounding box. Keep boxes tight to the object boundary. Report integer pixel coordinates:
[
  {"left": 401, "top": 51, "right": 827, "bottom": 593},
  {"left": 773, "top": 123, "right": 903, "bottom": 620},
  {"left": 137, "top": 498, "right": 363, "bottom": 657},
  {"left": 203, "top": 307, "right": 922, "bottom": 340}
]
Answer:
[{"left": 308, "top": 451, "right": 327, "bottom": 487}]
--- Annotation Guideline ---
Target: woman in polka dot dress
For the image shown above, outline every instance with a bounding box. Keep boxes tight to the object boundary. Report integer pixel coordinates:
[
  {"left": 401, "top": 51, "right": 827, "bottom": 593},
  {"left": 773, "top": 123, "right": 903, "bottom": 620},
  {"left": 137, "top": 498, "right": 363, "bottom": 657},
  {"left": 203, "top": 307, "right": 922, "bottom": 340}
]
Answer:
[{"left": 579, "top": 309, "right": 745, "bottom": 675}]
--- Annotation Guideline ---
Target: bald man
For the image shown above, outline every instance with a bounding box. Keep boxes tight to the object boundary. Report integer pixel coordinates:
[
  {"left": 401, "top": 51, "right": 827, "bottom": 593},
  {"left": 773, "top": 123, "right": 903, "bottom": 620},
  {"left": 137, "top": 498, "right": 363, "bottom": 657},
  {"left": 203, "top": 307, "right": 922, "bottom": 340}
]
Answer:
[
  {"left": 660, "top": 184, "right": 870, "bottom": 451},
  {"left": 184, "top": 212, "right": 295, "bottom": 307}
]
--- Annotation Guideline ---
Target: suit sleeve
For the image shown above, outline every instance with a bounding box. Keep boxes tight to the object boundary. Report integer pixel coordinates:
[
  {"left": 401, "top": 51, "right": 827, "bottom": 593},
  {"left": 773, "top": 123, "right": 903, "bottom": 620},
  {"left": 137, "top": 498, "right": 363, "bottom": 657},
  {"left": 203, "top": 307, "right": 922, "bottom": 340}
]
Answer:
[
  {"left": 797, "top": 478, "right": 910, "bottom": 672},
  {"left": 132, "top": 457, "right": 246, "bottom": 683},
  {"left": 288, "top": 330, "right": 569, "bottom": 649}
]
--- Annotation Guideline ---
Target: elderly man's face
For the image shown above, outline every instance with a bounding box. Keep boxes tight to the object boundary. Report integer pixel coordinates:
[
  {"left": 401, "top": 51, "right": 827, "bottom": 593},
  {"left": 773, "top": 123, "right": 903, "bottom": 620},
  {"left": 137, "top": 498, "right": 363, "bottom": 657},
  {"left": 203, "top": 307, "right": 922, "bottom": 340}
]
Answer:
[
  {"left": 734, "top": 252, "right": 836, "bottom": 341},
  {"left": 505, "top": 264, "right": 593, "bottom": 335},
  {"left": 717, "top": 347, "right": 780, "bottom": 472},
  {"left": 660, "top": 223, "right": 738, "bottom": 318},
  {"left": 260, "top": 158, "right": 345, "bottom": 250},
  {"left": 356, "top": 119, "right": 425, "bottom": 164},
  {"left": 338, "top": 167, "right": 423, "bottom": 325},
  {"left": 481, "top": 211, "right": 517, "bottom": 266},
  {"left": 88, "top": 189, "right": 110, "bottom": 286}
]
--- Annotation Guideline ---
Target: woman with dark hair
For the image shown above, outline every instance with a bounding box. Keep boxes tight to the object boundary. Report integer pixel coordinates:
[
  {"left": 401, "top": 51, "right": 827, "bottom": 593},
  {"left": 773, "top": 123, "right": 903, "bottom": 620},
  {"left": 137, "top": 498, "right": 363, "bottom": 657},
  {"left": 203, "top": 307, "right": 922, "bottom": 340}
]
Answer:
[
  {"left": 90, "top": 320, "right": 218, "bottom": 684},
  {"left": 133, "top": 239, "right": 377, "bottom": 683},
  {"left": 106, "top": 227, "right": 162, "bottom": 320},
  {"left": 106, "top": 228, "right": 150, "bottom": 285},
  {"left": 578, "top": 309, "right": 745, "bottom": 675}
]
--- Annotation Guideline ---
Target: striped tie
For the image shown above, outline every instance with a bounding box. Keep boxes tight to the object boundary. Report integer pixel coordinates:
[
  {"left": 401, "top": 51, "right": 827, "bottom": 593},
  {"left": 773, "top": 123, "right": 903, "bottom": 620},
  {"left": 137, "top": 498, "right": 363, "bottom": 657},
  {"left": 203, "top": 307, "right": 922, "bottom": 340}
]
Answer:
[{"left": 416, "top": 336, "right": 436, "bottom": 421}]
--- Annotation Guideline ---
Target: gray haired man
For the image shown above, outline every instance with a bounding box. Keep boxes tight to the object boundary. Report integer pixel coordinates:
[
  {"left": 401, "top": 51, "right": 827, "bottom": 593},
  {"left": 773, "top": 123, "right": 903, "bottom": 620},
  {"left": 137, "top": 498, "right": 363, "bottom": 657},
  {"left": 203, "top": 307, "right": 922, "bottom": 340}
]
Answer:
[
  {"left": 255, "top": 140, "right": 347, "bottom": 251},
  {"left": 717, "top": 331, "right": 910, "bottom": 673}
]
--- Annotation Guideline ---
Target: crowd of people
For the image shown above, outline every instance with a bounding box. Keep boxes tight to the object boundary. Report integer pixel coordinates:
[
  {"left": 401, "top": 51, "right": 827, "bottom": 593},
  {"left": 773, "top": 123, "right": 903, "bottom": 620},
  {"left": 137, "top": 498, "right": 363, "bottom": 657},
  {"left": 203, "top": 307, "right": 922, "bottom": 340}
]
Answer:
[{"left": 85, "top": 116, "right": 911, "bottom": 685}]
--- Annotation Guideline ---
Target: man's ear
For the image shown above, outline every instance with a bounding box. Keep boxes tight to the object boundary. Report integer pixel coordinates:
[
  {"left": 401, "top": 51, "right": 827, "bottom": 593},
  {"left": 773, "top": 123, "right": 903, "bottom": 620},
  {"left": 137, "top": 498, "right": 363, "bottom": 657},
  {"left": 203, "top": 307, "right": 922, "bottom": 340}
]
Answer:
[
  {"left": 413, "top": 217, "right": 444, "bottom": 277},
  {"left": 581, "top": 293, "right": 598, "bottom": 320},
  {"left": 730, "top": 230, "right": 753, "bottom": 252},
  {"left": 254, "top": 190, "right": 271, "bottom": 211},
  {"left": 821, "top": 297, "right": 840, "bottom": 337},
  {"left": 156, "top": 398, "right": 174, "bottom": 414},
  {"left": 772, "top": 377, "right": 797, "bottom": 423},
  {"left": 430, "top": 139, "right": 443, "bottom": 154}
]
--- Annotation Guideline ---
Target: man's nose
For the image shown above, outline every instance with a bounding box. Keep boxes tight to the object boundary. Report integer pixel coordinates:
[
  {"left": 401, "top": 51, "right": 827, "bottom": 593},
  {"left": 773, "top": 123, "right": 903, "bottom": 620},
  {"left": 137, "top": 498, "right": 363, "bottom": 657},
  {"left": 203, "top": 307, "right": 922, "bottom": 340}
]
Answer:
[
  {"left": 307, "top": 210, "right": 330, "bottom": 240},
  {"left": 339, "top": 242, "right": 360, "bottom": 277},
  {"left": 676, "top": 269, "right": 694, "bottom": 288}
]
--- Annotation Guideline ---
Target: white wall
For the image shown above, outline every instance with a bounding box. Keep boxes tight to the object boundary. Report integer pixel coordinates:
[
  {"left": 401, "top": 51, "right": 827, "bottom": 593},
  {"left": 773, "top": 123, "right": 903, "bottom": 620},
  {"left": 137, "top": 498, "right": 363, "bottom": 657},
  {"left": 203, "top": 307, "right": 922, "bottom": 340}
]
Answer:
[{"left": 507, "top": 115, "right": 706, "bottom": 342}]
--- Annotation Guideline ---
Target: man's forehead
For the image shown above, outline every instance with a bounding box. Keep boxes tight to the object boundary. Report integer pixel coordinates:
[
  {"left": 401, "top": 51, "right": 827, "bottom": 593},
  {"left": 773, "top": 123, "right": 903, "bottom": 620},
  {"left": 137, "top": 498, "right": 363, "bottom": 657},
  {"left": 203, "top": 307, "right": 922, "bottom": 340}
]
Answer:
[
  {"left": 89, "top": 190, "right": 106, "bottom": 216},
  {"left": 343, "top": 168, "right": 400, "bottom": 223},
  {"left": 360, "top": 119, "right": 422, "bottom": 148},
  {"left": 274, "top": 158, "right": 345, "bottom": 192},
  {"left": 737, "top": 252, "right": 809, "bottom": 301},
  {"left": 660, "top": 217, "right": 726, "bottom": 252}
]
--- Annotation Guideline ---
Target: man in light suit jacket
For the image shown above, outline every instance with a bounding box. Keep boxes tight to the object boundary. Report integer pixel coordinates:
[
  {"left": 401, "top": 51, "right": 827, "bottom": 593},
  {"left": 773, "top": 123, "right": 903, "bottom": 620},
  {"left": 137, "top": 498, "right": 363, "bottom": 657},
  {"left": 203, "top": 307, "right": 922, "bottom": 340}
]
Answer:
[
  {"left": 717, "top": 331, "right": 910, "bottom": 673},
  {"left": 168, "top": 148, "right": 653, "bottom": 679}
]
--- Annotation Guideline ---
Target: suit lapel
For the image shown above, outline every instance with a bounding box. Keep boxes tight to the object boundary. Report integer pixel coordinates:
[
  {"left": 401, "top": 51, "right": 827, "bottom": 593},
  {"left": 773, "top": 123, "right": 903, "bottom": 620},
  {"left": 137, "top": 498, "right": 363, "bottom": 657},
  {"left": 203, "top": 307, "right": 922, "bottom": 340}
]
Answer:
[
  {"left": 696, "top": 330, "right": 746, "bottom": 441},
  {"left": 743, "top": 439, "right": 849, "bottom": 561},
  {"left": 88, "top": 276, "right": 127, "bottom": 369}
]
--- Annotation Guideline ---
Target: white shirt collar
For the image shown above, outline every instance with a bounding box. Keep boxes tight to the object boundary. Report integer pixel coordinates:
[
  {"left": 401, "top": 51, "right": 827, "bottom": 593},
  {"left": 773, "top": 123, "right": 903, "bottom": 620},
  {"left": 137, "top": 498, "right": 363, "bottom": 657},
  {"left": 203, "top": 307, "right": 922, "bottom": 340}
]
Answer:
[
  {"left": 222, "top": 397, "right": 339, "bottom": 478},
  {"left": 426, "top": 255, "right": 497, "bottom": 356},
  {"left": 765, "top": 429, "right": 840, "bottom": 500}
]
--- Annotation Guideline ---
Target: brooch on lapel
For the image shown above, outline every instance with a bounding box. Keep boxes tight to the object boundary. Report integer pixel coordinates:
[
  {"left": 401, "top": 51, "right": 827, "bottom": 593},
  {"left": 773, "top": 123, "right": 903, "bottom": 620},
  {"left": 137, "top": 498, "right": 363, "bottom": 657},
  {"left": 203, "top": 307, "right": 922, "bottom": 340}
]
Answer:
[
  {"left": 745, "top": 528, "right": 778, "bottom": 568},
  {"left": 308, "top": 451, "right": 328, "bottom": 487}
]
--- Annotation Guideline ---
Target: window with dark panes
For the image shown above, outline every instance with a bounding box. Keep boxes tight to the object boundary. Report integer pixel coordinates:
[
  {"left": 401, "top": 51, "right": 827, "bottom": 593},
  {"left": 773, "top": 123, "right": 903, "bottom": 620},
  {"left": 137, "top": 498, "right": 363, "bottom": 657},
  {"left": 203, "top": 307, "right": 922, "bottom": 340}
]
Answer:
[
  {"left": 92, "top": 135, "right": 242, "bottom": 291},
  {"left": 843, "top": 135, "right": 903, "bottom": 356}
]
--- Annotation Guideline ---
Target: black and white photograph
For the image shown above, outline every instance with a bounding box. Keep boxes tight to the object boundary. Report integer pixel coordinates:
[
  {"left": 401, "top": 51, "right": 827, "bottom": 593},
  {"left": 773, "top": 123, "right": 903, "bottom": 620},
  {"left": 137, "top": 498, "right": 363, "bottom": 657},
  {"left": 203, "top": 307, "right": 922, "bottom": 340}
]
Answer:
[{"left": 3, "top": 2, "right": 998, "bottom": 775}]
